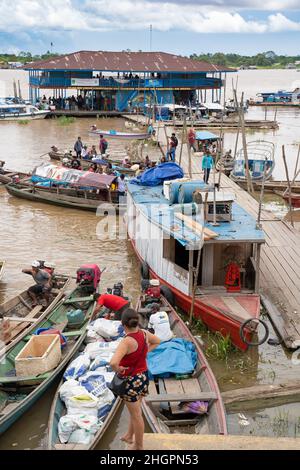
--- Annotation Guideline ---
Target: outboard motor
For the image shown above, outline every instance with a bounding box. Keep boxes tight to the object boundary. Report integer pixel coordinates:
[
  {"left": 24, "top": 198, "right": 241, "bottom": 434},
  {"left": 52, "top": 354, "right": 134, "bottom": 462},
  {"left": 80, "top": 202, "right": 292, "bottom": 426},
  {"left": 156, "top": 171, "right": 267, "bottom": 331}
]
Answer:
[
  {"left": 112, "top": 282, "right": 124, "bottom": 297},
  {"left": 76, "top": 264, "right": 101, "bottom": 294}
]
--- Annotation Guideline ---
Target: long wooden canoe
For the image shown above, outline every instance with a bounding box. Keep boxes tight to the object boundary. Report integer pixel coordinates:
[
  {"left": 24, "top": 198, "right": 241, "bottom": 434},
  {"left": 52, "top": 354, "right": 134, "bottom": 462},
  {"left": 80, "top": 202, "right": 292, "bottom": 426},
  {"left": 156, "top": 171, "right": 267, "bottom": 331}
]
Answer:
[
  {"left": 0, "top": 286, "right": 96, "bottom": 435},
  {"left": 0, "top": 261, "right": 5, "bottom": 281},
  {"left": 0, "top": 170, "right": 29, "bottom": 185},
  {"left": 47, "top": 379, "right": 121, "bottom": 450},
  {"left": 5, "top": 183, "right": 126, "bottom": 213},
  {"left": 0, "top": 274, "right": 71, "bottom": 352},
  {"left": 137, "top": 295, "right": 227, "bottom": 436},
  {"left": 90, "top": 129, "right": 150, "bottom": 140}
]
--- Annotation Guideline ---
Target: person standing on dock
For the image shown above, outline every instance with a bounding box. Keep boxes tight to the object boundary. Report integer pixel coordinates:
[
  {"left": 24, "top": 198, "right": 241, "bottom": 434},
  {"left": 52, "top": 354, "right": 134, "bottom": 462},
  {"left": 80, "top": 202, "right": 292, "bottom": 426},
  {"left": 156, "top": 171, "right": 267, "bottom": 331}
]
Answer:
[
  {"left": 74, "top": 137, "right": 83, "bottom": 158},
  {"left": 202, "top": 152, "right": 214, "bottom": 184},
  {"left": 99, "top": 135, "right": 108, "bottom": 155},
  {"left": 166, "top": 133, "right": 178, "bottom": 161},
  {"left": 188, "top": 128, "right": 197, "bottom": 152}
]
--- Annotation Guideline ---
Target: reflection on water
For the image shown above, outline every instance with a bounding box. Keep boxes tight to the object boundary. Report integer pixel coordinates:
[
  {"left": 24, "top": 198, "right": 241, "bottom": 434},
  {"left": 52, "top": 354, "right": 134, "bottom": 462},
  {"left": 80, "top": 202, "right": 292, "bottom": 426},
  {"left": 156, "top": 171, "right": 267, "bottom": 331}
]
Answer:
[{"left": 1, "top": 69, "right": 300, "bottom": 448}]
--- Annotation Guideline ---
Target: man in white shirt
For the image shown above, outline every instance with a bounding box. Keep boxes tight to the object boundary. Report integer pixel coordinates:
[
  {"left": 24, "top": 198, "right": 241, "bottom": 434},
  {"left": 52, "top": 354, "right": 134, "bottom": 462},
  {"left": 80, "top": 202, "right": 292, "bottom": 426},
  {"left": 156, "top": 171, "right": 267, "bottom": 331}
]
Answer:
[
  {"left": 117, "top": 174, "right": 126, "bottom": 195},
  {"left": 148, "top": 303, "right": 173, "bottom": 342}
]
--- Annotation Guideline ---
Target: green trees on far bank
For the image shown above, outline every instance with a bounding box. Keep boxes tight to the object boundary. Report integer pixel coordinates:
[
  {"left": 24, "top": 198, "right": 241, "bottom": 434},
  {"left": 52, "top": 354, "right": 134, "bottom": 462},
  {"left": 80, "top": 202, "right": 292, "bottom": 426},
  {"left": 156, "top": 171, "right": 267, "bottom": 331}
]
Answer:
[{"left": 190, "top": 51, "right": 300, "bottom": 69}]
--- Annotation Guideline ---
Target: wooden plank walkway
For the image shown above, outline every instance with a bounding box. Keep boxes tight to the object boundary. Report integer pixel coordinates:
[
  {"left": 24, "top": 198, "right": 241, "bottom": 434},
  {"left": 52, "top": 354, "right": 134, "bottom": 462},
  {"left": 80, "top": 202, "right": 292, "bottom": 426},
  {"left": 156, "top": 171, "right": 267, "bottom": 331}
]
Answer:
[
  {"left": 144, "top": 433, "right": 300, "bottom": 450},
  {"left": 145, "top": 117, "right": 300, "bottom": 350}
]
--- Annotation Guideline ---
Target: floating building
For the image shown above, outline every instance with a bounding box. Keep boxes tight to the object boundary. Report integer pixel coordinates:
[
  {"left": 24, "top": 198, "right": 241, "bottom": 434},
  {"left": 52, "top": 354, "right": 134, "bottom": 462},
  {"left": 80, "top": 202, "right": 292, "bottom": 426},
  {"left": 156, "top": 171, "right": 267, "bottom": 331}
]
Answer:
[{"left": 25, "top": 50, "right": 233, "bottom": 112}]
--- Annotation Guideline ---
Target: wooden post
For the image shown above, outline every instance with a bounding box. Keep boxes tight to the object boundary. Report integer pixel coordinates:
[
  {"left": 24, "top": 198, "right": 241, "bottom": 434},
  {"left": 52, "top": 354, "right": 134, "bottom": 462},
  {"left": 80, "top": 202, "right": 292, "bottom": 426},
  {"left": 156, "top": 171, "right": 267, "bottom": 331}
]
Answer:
[
  {"left": 179, "top": 116, "right": 186, "bottom": 167},
  {"left": 254, "top": 243, "right": 261, "bottom": 294},
  {"left": 189, "top": 198, "right": 206, "bottom": 325},
  {"left": 282, "top": 145, "right": 294, "bottom": 227},
  {"left": 293, "top": 144, "right": 300, "bottom": 182},
  {"left": 187, "top": 125, "right": 192, "bottom": 179},
  {"left": 256, "top": 157, "right": 268, "bottom": 229},
  {"left": 233, "top": 89, "right": 254, "bottom": 194},
  {"left": 264, "top": 107, "right": 267, "bottom": 121}
]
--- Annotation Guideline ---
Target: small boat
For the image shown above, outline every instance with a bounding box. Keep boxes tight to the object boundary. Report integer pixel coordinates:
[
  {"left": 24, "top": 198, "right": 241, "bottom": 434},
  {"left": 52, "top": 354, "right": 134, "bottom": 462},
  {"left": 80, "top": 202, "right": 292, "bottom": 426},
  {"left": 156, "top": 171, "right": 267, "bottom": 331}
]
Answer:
[
  {"left": 0, "top": 284, "right": 96, "bottom": 435},
  {"left": 90, "top": 126, "right": 150, "bottom": 140},
  {"left": 5, "top": 174, "right": 126, "bottom": 213},
  {"left": 48, "top": 383, "right": 121, "bottom": 450},
  {"left": 0, "top": 273, "right": 71, "bottom": 351},
  {"left": 230, "top": 140, "right": 275, "bottom": 183},
  {"left": 274, "top": 191, "right": 300, "bottom": 208},
  {"left": 0, "top": 161, "right": 29, "bottom": 185},
  {"left": 137, "top": 294, "right": 227, "bottom": 435},
  {"left": 0, "top": 261, "right": 5, "bottom": 280},
  {"left": 0, "top": 99, "right": 50, "bottom": 121}
]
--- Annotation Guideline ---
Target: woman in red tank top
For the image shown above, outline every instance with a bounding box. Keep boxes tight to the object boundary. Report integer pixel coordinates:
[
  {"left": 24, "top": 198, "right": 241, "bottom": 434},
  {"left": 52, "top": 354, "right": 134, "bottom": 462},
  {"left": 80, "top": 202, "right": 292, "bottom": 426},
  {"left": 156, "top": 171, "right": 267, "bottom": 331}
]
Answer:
[{"left": 110, "top": 308, "right": 160, "bottom": 450}]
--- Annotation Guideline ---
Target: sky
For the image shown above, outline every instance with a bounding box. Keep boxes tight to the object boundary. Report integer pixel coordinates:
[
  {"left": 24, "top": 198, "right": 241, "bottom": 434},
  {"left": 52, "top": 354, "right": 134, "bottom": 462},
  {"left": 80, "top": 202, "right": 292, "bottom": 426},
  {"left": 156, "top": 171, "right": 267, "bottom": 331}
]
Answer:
[{"left": 1, "top": 0, "right": 300, "bottom": 56}]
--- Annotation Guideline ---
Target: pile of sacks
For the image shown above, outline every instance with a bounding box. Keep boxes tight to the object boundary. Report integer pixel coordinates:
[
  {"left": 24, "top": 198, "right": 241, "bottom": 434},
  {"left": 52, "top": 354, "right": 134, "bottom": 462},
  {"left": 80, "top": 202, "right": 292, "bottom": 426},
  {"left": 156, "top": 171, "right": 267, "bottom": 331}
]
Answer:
[{"left": 58, "top": 318, "right": 124, "bottom": 445}]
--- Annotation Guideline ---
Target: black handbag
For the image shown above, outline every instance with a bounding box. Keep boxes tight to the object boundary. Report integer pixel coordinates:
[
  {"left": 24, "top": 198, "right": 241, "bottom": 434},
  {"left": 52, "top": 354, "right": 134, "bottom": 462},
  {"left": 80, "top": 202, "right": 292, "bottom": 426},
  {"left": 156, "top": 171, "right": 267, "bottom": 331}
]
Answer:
[{"left": 109, "top": 332, "right": 147, "bottom": 397}]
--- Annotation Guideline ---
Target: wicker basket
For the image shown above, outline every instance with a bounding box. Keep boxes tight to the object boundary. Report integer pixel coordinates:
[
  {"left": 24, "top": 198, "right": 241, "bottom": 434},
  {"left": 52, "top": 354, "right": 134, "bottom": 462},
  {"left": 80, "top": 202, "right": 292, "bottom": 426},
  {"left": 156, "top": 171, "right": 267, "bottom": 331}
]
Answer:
[{"left": 15, "top": 334, "right": 61, "bottom": 377}]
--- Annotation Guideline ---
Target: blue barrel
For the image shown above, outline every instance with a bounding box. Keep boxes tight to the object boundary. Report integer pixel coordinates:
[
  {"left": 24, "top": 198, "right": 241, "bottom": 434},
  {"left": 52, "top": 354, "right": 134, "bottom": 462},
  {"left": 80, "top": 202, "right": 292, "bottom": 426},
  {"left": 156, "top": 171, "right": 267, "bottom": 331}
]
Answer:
[
  {"left": 178, "top": 182, "right": 204, "bottom": 204},
  {"left": 169, "top": 182, "right": 184, "bottom": 204}
]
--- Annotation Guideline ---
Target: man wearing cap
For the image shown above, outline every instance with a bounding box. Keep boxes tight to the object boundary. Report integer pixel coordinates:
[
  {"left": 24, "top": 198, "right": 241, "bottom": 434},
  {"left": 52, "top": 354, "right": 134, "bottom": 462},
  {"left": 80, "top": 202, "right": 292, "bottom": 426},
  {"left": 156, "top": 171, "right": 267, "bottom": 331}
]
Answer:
[
  {"left": 22, "top": 261, "right": 52, "bottom": 307},
  {"left": 148, "top": 303, "right": 173, "bottom": 342}
]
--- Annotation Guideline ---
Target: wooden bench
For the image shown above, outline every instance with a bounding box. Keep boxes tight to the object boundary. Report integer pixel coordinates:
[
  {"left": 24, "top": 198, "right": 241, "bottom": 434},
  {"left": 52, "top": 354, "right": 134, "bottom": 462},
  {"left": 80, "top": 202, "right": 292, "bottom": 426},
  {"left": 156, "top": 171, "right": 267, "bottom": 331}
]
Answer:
[{"left": 145, "top": 392, "right": 217, "bottom": 403}]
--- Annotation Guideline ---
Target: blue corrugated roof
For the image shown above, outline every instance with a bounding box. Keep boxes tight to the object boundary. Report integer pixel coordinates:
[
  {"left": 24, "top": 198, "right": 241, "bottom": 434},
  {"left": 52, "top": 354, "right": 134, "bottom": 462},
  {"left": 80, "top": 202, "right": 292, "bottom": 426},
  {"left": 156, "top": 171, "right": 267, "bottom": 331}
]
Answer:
[{"left": 126, "top": 182, "right": 265, "bottom": 247}]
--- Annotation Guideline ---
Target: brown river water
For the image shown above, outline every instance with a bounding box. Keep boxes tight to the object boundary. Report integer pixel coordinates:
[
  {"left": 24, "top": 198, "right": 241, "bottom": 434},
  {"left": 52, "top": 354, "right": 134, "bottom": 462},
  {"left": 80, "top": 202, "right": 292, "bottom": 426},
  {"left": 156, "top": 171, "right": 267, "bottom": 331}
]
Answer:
[{"left": 1, "top": 69, "right": 300, "bottom": 449}]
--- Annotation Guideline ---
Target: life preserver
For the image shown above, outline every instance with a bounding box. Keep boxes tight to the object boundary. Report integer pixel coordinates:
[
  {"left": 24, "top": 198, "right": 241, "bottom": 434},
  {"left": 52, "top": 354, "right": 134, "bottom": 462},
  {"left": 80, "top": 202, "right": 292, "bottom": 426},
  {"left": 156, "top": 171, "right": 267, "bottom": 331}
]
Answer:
[{"left": 225, "top": 262, "right": 241, "bottom": 292}]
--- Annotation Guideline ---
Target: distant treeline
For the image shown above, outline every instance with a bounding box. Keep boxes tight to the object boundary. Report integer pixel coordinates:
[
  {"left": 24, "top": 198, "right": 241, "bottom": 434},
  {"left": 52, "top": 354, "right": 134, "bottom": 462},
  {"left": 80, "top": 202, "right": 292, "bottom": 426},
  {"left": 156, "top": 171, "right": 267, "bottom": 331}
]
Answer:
[
  {"left": 1, "top": 50, "right": 299, "bottom": 69},
  {"left": 0, "top": 51, "right": 60, "bottom": 65},
  {"left": 190, "top": 51, "right": 300, "bottom": 68}
]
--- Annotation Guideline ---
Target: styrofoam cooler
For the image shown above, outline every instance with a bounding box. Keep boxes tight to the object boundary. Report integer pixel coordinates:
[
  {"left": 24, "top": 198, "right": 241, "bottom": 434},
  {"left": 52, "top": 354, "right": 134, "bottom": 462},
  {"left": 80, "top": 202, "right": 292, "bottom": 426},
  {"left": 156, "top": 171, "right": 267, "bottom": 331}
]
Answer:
[{"left": 15, "top": 334, "right": 61, "bottom": 377}]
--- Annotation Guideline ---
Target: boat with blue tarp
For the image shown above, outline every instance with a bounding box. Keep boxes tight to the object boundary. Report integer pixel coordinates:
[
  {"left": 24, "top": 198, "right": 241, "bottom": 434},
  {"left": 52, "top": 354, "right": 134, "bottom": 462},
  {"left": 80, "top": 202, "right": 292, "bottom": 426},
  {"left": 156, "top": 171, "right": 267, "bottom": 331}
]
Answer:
[{"left": 126, "top": 165, "right": 266, "bottom": 351}]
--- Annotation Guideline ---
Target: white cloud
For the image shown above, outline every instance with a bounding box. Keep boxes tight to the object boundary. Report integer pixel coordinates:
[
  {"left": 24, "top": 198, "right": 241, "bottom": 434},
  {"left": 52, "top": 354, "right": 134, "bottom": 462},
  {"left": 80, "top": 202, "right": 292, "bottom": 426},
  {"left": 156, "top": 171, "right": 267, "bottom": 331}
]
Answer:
[{"left": 0, "top": 0, "right": 299, "bottom": 35}]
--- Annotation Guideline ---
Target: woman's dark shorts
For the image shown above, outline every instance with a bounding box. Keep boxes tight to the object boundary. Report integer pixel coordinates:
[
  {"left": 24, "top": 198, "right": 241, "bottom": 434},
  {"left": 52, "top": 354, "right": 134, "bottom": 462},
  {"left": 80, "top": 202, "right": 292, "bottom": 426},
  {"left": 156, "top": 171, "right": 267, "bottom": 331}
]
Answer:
[{"left": 121, "top": 371, "right": 149, "bottom": 403}]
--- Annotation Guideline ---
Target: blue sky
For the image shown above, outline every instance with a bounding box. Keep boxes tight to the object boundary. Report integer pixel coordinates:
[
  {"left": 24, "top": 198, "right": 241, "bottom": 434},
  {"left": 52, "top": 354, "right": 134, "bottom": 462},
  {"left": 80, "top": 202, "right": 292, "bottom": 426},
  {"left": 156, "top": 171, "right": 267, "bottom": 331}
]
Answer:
[{"left": 0, "top": 0, "right": 300, "bottom": 56}]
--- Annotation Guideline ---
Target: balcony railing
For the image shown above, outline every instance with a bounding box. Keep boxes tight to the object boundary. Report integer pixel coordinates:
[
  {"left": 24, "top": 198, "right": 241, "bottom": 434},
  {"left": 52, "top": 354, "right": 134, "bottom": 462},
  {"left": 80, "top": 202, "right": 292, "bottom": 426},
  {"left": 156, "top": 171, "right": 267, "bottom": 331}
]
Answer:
[{"left": 29, "top": 76, "right": 222, "bottom": 89}]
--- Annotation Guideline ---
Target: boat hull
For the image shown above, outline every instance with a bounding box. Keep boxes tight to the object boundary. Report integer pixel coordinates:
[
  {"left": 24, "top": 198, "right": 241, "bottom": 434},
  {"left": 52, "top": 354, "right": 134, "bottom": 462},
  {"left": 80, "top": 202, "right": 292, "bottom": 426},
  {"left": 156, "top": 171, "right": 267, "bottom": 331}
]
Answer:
[
  {"left": 5, "top": 183, "right": 125, "bottom": 213},
  {"left": 0, "top": 111, "right": 49, "bottom": 121}
]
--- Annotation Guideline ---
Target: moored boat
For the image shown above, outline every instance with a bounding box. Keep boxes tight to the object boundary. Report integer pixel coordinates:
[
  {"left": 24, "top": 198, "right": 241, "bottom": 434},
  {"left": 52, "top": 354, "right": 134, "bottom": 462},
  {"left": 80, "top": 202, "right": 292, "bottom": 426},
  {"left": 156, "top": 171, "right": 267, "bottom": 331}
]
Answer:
[
  {"left": 0, "top": 270, "right": 100, "bottom": 435},
  {"left": 231, "top": 140, "right": 275, "bottom": 183},
  {"left": 137, "top": 293, "right": 227, "bottom": 435},
  {"left": 126, "top": 174, "right": 265, "bottom": 351},
  {"left": 0, "top": 273, "right": 71, "bottom": 351},
  {"left": 274, "top": 191, "right": 300, "bottom": 208},
  {"left": 5, "top": 172, "right": 126, "bottom": 213},
  {"left": 0, "top": 99, "right": 49, "bottom": 121},
  {"left": 90, "top": 126, "right": 150, "bottom": 140},
  {"left": 0, "top": 161, "right": 29, "bottom": 185}
]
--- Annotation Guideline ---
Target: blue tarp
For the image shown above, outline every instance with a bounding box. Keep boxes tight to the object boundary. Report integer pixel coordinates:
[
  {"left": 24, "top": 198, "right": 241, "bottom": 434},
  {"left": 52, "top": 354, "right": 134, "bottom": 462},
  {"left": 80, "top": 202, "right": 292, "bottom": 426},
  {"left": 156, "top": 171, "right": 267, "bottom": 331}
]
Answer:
[
  {"left": 131, "top": 162, "right": 184, "bottom": 186},
  {"left": 147, "top": 338, "right": 197, "bottom": 379},
  {"left": 195, "top": 131, "right": 219, "bottom": 141}
]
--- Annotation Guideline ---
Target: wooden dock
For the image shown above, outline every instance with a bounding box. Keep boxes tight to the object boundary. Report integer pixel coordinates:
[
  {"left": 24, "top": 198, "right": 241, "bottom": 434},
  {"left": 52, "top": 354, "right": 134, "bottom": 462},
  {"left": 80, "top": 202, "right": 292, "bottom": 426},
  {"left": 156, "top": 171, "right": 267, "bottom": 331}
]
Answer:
[
  {"left": 144, "top": 433, "right": 300, "bottom": 450},
  {"left": 151, "top": 119, "right": 300, "bottom": 350},
  {"left": 123, "top": 114, "right": 278, "bottom": 130},
  {"left": 48, "top": 110, "right": 131, "bottom": 118}
]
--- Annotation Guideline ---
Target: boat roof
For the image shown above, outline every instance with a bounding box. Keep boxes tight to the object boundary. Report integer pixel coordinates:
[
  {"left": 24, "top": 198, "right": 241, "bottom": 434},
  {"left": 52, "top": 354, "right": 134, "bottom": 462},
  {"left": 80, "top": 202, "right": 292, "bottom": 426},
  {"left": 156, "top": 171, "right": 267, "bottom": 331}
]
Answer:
[
  {"left": 126, "top": 182, "right": 265, "bottom": 249},
  {"left": 195, "top": 131, "right": 219, "bottom": 141}
]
